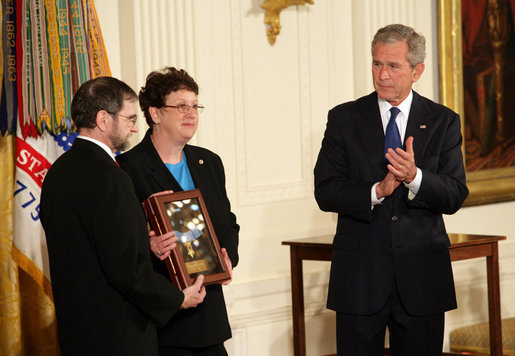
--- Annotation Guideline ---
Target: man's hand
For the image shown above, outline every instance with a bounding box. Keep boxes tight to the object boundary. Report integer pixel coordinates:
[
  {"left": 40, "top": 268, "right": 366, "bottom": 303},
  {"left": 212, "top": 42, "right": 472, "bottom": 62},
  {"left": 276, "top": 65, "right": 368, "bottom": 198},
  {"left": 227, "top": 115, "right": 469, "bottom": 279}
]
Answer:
[
  {"left": 220, "top": 248, "right": 233, "bottom": 285},
  {"left": 149, "top": 230, "right": 177, "bottom": 260},
  {"left": 376, "top": 172, "right": 401, "bottom": 199},
  {"left": 180, "top": 275, "right": 206, "bottom": 309},
  {"left": 385, "top": 136, "right": 417, "bottom": 183}
]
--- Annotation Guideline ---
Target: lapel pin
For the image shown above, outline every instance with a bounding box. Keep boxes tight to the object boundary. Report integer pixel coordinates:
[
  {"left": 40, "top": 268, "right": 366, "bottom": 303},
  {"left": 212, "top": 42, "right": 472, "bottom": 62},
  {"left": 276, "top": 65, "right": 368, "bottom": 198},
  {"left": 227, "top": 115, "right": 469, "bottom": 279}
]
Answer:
[
  {"left": 199, "top": 159, "right": 204, "bottom": 165},
  {"left": 420, "top": 125, "right": 426, "bottom": 129}
]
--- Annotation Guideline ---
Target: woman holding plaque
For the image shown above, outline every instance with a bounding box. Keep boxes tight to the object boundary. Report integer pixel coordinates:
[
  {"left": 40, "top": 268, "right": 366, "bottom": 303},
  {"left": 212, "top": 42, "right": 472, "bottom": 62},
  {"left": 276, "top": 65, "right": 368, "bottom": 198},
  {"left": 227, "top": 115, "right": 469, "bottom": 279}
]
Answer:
[{"left": 117, "top": 67, "right": 239, "bottom": 356}]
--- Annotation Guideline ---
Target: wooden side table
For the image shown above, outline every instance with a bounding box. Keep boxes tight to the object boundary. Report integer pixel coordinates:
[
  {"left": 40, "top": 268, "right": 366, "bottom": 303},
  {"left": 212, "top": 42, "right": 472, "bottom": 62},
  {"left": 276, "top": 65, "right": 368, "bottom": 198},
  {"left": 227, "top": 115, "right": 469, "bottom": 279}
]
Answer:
[{"left": 282, "top": 233, "right": 506, "bottom": 356}]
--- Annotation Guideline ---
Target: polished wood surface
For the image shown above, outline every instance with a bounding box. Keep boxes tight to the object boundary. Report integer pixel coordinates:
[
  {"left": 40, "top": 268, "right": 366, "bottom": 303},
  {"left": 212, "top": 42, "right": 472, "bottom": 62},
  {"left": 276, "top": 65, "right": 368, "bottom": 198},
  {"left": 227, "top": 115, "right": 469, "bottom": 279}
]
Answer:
[{"left": 282, "top": 233, "right": 506, "bottom": 356}]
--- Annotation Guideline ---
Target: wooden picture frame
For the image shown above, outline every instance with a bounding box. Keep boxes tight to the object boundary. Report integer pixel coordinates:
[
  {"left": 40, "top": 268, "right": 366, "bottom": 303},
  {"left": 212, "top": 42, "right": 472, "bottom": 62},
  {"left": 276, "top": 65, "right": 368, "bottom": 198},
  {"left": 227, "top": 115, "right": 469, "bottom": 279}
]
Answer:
[
  {"left": 438, "top": 0, "right": 515, "bottom": 206},
  {"left": 143, "top": 189, "right": 230, "bottom": 290}
]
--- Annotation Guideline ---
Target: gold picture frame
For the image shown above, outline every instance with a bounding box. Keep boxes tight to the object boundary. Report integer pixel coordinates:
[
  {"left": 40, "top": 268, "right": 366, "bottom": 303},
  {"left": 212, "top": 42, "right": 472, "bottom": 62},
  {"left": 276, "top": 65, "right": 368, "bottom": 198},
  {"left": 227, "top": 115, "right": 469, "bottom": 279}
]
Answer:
[{"left": 438, "top": 0, "right": 515, "bottom": 206}]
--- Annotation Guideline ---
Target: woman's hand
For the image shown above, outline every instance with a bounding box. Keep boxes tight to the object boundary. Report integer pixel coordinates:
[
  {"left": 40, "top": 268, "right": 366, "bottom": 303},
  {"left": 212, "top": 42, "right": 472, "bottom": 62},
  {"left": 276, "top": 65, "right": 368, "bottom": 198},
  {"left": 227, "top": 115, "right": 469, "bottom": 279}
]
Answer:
[
  {"left": 221, "top": 248, "right": 233, "bottom": 285},
  {"left": 149, "top": 230, "right": 177, "bottom": 260},
  {"left": 181, "top": 275, "right": 206, "bottom": 309}
]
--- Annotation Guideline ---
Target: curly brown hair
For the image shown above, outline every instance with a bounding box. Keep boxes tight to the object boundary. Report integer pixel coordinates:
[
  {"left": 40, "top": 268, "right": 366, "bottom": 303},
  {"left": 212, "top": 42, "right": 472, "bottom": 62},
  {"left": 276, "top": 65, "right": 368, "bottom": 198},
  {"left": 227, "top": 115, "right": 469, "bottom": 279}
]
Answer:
[{"left": 139, "top": 67, "right": 199, "bottom": 128}]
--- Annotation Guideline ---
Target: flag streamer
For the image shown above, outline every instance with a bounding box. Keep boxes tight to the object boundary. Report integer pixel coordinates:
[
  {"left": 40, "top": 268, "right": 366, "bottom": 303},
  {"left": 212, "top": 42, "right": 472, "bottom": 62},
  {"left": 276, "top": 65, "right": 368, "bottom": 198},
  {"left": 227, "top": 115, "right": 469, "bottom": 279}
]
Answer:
[
  {"left": 1, "top": 0, "right": 110, "bottom": 137},
  {"left": 2, "top": 0, "right": 111, "bottom": 299},
  {"left": 2, "top": 1, "right": 111, "bottom": 352},
  {"left": 0, "top": 0, "right": 18, "bottom": 134}
]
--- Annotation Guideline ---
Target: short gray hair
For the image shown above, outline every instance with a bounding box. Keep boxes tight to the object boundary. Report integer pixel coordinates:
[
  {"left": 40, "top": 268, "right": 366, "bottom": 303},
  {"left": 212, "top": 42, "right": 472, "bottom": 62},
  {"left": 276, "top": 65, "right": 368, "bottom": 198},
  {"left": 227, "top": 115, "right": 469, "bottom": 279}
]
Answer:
[{"left": 371, "top": 24, "right": 426, "bottom": 67}]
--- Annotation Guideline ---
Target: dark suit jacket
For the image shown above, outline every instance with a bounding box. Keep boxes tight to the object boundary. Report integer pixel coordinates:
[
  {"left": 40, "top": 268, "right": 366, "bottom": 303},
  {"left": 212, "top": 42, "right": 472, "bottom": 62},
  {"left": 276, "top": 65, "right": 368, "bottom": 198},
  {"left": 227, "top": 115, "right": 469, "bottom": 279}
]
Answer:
[
  {"left": 314, "top": 91, "right": 469, "bottom": 316},
  {"left": 40, "top": 138, "right": 184, "bottom": 356},
  {"left": 117, "top": 129, "right": 239, "bottom": 348}
]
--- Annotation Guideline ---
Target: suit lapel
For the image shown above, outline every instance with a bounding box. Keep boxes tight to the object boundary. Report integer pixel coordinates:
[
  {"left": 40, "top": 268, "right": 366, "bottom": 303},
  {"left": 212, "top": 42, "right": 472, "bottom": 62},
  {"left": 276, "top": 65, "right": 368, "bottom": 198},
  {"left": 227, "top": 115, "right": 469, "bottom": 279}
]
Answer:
[
  {"left": 183, "top": 146, "right": 208, "bottom": 191},
  {"left": 138, "top": 131, "right": 210, "bottom": 193},
  {"left": 356, "top": 93, "right": 388, "bottom": 181},
  {"left": 140, "top": 132, "right": 183, "bottom": 192},
  {"left": 357, "top": 91, "right": 431, "bottom": 172},
  {"left": 405, "top": 91, "right": 431, "bottom": 162}
]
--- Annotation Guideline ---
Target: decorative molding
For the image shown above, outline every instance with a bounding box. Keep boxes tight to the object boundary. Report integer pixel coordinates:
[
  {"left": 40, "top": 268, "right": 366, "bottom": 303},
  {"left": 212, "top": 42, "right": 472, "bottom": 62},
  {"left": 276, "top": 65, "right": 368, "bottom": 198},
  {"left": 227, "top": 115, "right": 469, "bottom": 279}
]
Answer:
[
  {"left": 131, "top": 0, "right": 196, "bottom": 91},
  {"left": 231, "top": 1, "right": 314, "bottom": 206},
  {"left": 223, "top": 259, "right": 515, "bottom": 327},
  {"left": 229, "top": 300, "right": 332, "bottom": 329},
  {"left": 261, "top": 0, "right": 314, "bottom": 45},
  {"left": 226, "top": 299, "right": 334, "bottom": 356},
  {"left": 226, "top": 328, "right": 248, "bottom": 356},
  {"left": 224, "top": 270, "right": 330, "bottom": 314},
  {"left": 129, "top": 0, "right": 198, "bottom": 143},
  {"left": 351, "top": 0, "right": 420, "bottom": 96},
  {"left": 297, "top": 5, "right": 314, "bottom": 196},
  {"left": 229, "top": 0, "right": 247, "bottom": 205}
]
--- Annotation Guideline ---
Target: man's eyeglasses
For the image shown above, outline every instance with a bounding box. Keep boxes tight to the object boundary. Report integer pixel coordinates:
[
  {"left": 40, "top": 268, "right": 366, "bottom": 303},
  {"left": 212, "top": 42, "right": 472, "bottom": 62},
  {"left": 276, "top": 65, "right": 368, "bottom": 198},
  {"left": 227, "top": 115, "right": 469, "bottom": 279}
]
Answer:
[
  {"left": 161, "top": 104, "right": 205, "bottom": 114},
  {"left": 108, "top": 112, "right": 138, "bottom": 127}
]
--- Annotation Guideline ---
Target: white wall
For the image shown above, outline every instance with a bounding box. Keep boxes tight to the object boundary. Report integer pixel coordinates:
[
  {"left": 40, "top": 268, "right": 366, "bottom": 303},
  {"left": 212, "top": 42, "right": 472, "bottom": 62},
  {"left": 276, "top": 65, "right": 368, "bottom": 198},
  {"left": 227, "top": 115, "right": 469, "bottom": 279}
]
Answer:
[{"left": 95, "top": 0, "right": 515, "bottom": 354}]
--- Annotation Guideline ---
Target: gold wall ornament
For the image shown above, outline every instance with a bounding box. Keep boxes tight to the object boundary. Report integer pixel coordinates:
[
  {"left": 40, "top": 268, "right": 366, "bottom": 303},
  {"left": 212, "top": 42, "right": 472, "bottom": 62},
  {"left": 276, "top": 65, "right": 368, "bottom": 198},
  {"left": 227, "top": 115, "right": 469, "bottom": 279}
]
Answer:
[{"left": 261, "top": 0, "right": 314, "bottom": 45}]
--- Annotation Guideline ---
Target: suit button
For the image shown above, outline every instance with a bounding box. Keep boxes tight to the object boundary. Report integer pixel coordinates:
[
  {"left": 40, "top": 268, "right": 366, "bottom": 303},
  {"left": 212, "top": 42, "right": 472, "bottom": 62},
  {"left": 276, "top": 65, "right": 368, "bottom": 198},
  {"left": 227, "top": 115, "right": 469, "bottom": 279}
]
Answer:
[{"left": 392, "top": 216, "right": 398, "bottom": 221}]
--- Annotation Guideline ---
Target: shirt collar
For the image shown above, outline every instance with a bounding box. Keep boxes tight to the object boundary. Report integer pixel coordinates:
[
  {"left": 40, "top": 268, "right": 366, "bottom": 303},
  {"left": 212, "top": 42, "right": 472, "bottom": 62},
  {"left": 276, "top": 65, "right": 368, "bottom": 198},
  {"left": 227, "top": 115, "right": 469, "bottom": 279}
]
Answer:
[
  {"left": 378, "top": 90, "right": 413, "bottom": 118},
  {"left": 77, "top": 135, "right": 116, "bottom": 161}
]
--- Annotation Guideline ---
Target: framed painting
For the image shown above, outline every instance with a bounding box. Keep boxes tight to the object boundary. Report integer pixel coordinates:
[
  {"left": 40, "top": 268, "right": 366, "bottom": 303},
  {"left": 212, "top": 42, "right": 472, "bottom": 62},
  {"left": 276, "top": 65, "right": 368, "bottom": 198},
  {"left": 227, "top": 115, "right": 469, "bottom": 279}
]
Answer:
[
  {"left": 438, "top": 0, "right": 515, "bottom": 206},
  {"left": 143, "top": 189, "right": 231, "bottom": 290}
]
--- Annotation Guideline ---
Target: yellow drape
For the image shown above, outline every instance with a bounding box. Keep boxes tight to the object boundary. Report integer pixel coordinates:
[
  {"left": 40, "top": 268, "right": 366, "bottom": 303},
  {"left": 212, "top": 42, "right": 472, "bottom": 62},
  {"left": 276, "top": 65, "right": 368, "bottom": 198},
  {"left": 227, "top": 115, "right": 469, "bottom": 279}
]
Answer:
[
  {"left": 0, "top": 135, "right": 59, "bottom": 356},
  {"left": 0, "top": 134, "right": 22, "bottom": 355},
  {"left": 0, "top": 116, "right": 59, "bottom": 355}
]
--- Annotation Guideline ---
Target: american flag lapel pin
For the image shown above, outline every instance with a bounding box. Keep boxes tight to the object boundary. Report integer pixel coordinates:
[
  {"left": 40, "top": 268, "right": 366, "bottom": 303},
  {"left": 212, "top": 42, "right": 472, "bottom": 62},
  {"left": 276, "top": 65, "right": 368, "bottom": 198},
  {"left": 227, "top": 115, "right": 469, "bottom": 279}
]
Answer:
[{"left": 420, "top": 124, "right": 426, "bottom": 129}]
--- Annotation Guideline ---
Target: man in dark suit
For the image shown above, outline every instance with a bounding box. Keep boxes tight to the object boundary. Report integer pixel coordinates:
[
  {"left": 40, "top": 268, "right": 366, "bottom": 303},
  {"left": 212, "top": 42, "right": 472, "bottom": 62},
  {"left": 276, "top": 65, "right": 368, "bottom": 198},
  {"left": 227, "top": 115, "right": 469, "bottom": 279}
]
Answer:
[
  {"left": 40, "top": 77, "right": 206, "bottom": 356},
  {"left": 314, "top": 24, "right": 469, "bottom": 355}
]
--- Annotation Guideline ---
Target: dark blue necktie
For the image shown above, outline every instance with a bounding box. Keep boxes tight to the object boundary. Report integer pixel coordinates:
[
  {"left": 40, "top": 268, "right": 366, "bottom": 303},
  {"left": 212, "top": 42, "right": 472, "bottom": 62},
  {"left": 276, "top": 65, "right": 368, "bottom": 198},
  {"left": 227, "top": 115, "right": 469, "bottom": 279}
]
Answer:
[{"left": 384, "top": 107, "right": 402, "bottom": 160}]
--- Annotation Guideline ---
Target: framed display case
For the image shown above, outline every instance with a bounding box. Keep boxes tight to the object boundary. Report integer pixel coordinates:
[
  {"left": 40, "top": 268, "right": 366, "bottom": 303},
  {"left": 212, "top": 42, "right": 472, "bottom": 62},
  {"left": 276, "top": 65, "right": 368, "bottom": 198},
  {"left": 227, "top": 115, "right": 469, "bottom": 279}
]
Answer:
[{"left": 143, "top": 189, "right": 230, "bottom": 289}]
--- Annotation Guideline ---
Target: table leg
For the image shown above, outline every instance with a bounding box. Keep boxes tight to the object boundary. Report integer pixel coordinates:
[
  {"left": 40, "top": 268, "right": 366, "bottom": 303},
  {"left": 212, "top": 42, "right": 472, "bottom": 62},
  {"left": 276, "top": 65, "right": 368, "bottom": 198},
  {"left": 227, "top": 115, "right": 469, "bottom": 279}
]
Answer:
[
  {"left": 487, "top": 242, "right": 503, "bottom": 356},
  {"left": 290, "top": 246, "right": 306, "bottom": 356}
]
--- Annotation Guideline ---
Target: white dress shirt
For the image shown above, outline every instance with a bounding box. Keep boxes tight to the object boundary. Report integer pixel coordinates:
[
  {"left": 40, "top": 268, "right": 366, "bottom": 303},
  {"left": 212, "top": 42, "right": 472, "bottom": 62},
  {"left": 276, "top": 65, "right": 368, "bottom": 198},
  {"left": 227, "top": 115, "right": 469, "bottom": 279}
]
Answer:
[{"left": 371, "top": 90, "right": 423, "bottom": 207}]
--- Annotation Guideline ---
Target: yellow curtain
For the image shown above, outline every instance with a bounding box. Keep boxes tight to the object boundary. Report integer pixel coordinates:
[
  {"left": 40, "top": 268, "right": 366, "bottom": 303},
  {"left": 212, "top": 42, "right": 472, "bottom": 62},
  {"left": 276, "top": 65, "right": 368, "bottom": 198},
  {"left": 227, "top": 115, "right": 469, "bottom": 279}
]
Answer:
[
  {"left": 0, "top": 134, "right": 22, "bottom": 355},
  {"left": 18, "top": 269, "right": 59, "bottom": 356}
]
